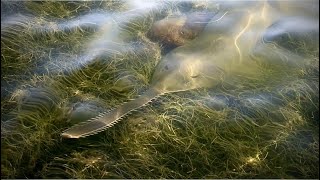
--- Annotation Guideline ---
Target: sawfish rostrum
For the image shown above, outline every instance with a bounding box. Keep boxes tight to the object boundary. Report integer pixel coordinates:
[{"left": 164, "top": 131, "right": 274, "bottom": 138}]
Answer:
[{"left": 62, "top": 2, "right": 278, "bottom": 138}]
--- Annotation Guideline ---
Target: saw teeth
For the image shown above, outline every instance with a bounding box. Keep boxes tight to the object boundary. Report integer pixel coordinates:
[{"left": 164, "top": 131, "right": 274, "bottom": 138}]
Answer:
[
  {"left": 62, "top": 89, "right": 165, "bottom": 138},
  {"left": 88, "top": 117, "right": 98, "bottom": 122}
]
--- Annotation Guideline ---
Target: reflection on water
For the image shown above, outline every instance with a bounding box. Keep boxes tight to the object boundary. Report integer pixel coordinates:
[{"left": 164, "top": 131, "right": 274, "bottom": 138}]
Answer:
[{"left": 1, "top": 0, "right": 319, "bottom": 179}]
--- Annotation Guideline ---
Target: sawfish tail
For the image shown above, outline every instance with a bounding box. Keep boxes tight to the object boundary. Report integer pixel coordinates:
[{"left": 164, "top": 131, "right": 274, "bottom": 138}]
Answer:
[{"left": 61, "top": 88, "right": 162, "bottom": 138}]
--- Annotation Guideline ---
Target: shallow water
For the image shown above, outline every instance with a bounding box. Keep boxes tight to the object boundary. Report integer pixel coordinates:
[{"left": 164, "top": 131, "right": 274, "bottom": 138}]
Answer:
[{"left": 1, "top": 0, "right": 319, "bottom": 179}]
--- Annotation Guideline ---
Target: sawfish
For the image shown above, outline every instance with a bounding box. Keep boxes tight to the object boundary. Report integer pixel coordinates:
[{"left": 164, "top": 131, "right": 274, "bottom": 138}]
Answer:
[
  {"left": 62, "top": 1, "right": 276, "bottom": 138},
  {"left": 61, "top": 50, "right": 225, "bottom": 138}
]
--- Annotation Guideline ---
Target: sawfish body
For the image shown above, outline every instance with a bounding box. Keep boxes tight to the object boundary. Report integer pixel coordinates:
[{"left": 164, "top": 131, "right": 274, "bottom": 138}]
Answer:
[
  {"left": 61, "top": 49, "right": 224, "bottom": 138},
  {"left": 62, "top": 2, "right": 280, "bottom": 138}
]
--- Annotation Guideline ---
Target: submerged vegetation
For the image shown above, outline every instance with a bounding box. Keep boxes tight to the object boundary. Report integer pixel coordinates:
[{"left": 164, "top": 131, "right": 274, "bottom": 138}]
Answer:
[{"left": 1, "top": 1, "right": 319, "bottom": 179}]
